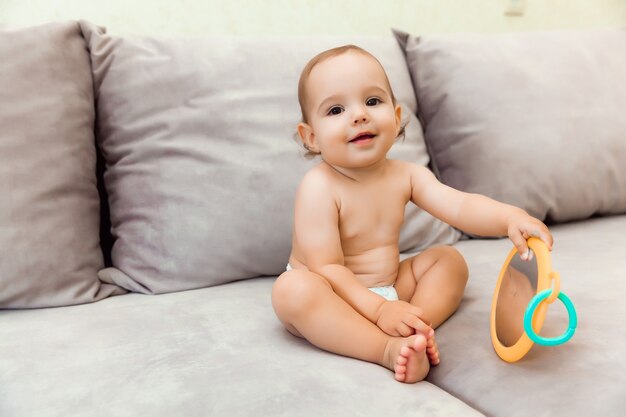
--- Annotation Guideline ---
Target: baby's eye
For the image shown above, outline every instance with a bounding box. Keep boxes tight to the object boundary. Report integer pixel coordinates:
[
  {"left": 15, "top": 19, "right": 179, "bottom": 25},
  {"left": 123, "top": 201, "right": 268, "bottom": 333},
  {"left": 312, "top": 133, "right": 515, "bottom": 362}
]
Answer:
[
  {"left": 366, "top": 97, "right": 382, "bottom": 106},
  {"left": 327, "top": 106, "right": 344, "bottom": 116}
]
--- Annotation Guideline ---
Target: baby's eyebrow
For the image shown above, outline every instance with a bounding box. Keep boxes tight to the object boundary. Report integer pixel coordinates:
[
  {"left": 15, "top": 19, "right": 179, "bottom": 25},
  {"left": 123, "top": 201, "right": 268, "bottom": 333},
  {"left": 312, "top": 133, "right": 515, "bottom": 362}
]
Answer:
[
  {"left": 317, "top": 94, "right": 343, "bottom": 113},
  {"left": 367, "top": 86, "right": 388, "bottom": 96}
]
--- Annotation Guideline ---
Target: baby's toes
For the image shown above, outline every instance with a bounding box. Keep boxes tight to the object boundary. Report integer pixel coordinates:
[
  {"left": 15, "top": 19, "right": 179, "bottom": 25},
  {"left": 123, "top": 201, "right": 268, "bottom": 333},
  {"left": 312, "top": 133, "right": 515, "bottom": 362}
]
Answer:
[
  {"left": 395, "top": 365, "right": 407, "bottom": 381},
  {"left": 396, "top": 355, "right": 408, "bottom": 366},
  {"left": 427, "top": 348, "right": 440, "bottom": 365},
  {"left": 399, "top": 345, "right": 412, "bottom": 359},
  {"left": 426, "top": 339, "right": 440, "bottom": 365}
]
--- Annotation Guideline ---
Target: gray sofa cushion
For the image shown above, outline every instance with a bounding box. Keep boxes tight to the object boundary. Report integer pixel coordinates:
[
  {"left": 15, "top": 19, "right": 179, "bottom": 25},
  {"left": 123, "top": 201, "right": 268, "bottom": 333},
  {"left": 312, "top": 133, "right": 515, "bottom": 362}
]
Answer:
[
  {"left": 395, "top": 28, "right": 626, "bottom": 223},
  {"left": 0, "top": 21, "right": 125, "bottom": 308},
  {"left": 427, "top": 214, "right": 626, "bottom": 416},
  {"left": 0, "top": 277, "right": 482, "bottom": 417},
  {"left": 80, "top": 22, "right": 460, "bottom": 295},
  {"left": 2, "top": 215, "right": 623, "bottom": 416}
]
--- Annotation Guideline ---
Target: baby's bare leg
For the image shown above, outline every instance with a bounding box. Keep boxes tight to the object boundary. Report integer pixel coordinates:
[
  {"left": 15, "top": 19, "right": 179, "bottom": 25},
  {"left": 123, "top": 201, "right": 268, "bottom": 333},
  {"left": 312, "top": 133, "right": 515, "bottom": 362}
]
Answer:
[
  {"left": 395, "top": 245, "right": 469, "bottom": 329},
  {"left": 272, "top": 269, "right": 430, "bottom": 383}
]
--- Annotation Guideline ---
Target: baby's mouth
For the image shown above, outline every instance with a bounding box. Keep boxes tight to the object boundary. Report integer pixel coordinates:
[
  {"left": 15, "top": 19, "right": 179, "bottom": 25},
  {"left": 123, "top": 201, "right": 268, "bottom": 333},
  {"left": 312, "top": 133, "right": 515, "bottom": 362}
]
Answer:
[{"left": 349, "top": 133, "right": 376, "bottom": 143}]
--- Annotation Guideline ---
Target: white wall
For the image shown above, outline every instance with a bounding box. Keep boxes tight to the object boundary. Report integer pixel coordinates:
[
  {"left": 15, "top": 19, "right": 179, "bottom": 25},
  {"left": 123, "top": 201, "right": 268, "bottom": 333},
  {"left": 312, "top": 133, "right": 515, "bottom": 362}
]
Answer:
[{"left": 1, "top": 0, "right": 625, "bottom": 36}]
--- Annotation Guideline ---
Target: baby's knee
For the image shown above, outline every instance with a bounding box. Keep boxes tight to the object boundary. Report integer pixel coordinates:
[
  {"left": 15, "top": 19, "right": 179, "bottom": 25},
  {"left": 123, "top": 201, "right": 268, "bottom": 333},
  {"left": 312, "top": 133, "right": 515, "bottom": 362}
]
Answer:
[
  {"left": 272, "top": 271, "right": 325, "bottom": 317},
  {"left": 438, "top": 246, "right": 469, "bottom": 282}
]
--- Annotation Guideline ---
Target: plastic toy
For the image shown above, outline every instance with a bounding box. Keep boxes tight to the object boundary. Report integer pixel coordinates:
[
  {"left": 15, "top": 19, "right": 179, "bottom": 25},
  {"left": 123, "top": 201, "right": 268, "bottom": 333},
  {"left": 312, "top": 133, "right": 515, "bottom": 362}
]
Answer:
[{"left": 490, "top": 237, "right": 578, "bottom": 362}]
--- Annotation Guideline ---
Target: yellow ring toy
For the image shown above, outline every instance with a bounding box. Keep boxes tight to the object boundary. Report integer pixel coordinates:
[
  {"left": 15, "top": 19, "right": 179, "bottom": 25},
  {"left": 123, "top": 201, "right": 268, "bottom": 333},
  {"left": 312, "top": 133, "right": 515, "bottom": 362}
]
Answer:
[{"left": 490, "top": 237, "right": 553, "bottom": 363}]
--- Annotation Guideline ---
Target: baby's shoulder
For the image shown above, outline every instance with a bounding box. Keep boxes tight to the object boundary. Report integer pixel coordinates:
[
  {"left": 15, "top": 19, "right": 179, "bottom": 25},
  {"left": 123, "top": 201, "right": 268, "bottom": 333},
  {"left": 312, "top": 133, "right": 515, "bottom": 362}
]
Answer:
[
  {"left": 300, "top": 163, "right": 333, "bottom": 184},
  {"left": 386, "top": 159, "right": 424, "bottom": 181},
  {"left": 297, "top": 163, "right": 337, "bottom": 196},
  {"left": 295, "top": 164, "right": 339, "bottom": 209},
  {"left": 387, "top": 159, "right": 431, "bottom": 179}
]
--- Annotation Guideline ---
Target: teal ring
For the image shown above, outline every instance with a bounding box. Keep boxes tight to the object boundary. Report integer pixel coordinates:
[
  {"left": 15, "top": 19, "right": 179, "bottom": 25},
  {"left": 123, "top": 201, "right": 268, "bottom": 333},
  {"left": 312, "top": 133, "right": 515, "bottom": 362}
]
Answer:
[{"left": 523, "top": 289, "right": 578, "bottom": 346}]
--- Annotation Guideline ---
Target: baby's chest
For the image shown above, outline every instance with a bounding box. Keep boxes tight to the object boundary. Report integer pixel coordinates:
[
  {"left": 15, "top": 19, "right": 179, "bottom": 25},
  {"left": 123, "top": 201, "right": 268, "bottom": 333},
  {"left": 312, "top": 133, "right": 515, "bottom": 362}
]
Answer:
[{"left": 338, "top": 192, "right": 408, "bottom": 242}]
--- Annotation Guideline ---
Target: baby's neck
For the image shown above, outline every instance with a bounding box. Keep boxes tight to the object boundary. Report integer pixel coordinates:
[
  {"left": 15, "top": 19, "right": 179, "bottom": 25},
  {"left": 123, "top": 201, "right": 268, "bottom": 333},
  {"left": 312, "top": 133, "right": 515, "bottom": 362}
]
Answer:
[{"left": 324, "top": 158, "right": 390, "bottom": 182}]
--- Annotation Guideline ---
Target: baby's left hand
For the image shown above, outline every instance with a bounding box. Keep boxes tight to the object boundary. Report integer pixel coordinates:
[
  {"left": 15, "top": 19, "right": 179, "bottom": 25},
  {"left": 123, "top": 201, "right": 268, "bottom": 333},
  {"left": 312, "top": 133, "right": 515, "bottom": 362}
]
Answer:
[{"left": 507, "top": 213, "right": 553, "bottom": 260}]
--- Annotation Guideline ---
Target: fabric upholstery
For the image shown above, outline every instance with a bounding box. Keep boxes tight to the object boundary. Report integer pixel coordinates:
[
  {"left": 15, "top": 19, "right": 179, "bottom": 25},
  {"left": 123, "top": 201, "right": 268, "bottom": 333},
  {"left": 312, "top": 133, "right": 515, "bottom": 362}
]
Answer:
[
  {"left": 395, "top": 28, "right": 626, "bottom": 223},
  {"left": 80, "top": 22, "right": 460, "bottom": 294},
  {"left": 0, "top": 21, "right": 125, "bottom": 308},
  {"left": 0, "top": 275, "right": 482, "bottom": 417},
  {"left": 424, "top": 215, "right": 626, "bottom": 416},
  {"left": 2, "top": 214, "right": 624, "bottom": 416}
]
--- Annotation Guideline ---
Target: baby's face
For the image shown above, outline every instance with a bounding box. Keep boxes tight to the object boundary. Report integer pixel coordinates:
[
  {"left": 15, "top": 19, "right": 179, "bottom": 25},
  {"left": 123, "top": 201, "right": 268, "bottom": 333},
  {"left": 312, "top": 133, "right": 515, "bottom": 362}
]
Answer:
[{"left": 299, "top": 52, "right": 401, "bottom": 169}]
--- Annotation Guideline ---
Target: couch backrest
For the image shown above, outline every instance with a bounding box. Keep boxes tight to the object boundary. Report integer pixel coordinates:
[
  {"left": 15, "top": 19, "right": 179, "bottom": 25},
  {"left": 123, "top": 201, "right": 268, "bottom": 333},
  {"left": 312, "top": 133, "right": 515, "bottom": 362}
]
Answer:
[{"left": 82, "top": 22, "right": 460, "bottom": 295}]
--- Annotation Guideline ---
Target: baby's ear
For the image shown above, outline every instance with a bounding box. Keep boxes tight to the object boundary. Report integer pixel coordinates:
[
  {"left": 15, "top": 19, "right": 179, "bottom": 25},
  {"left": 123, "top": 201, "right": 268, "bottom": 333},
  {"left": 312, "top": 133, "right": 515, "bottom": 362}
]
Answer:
[
  {"left": 394, "top": 104, "right": 402, "bottom": 131},
  {"left": 297, "top": 122, "right": 318, "bottom": 152}
]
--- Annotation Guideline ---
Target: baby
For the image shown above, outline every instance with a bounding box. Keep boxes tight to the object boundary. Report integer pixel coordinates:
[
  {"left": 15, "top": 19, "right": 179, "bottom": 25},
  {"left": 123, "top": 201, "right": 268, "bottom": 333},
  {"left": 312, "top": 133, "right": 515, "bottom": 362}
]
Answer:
[{"left": 271, "top": 45, "right": 553, "bottom": 383}]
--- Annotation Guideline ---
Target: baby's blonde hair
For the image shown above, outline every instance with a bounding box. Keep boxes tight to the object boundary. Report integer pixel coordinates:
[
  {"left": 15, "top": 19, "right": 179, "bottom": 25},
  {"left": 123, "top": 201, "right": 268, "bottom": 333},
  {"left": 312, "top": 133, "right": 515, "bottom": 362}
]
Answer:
[{"left": 297, "top": 45, "right": 406, "bottom": 157}]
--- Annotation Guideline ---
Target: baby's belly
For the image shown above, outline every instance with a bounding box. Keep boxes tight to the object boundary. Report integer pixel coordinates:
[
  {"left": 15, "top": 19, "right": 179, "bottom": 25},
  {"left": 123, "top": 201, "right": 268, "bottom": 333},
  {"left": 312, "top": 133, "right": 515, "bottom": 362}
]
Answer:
[{"left": 344, "top": 245, "right": 400, "bottom": 288}]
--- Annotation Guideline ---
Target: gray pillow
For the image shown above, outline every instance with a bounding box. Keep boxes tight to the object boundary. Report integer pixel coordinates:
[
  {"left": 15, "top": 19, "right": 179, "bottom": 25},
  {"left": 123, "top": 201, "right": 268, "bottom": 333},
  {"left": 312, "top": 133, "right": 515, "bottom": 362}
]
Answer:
[
  {"left": 395, "top": 28, "right": 626, "bottom": 223},
  {"left": 0, "top": 22, "right": 125, "bottom": 308},
  {"left": 80, "top": 21, "right": 461, "bottom": 294}
]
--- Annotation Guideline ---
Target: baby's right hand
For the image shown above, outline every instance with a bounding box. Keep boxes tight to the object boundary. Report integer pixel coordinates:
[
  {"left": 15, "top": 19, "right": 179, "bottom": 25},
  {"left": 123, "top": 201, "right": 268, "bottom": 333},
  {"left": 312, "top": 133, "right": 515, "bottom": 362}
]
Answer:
[{"left": 376, "top": 300, "right": 434, "bottom": 337}]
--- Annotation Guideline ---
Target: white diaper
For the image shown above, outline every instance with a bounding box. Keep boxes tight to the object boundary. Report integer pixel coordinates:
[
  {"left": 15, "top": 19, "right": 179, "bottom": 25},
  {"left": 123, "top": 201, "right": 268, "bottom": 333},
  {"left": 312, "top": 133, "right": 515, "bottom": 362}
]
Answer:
[
  {"left": 368, "top": 285, "right": 399, "bottom": 301},
  {"left": 286, "top": 263, "right": 293, "bottom": 272}
]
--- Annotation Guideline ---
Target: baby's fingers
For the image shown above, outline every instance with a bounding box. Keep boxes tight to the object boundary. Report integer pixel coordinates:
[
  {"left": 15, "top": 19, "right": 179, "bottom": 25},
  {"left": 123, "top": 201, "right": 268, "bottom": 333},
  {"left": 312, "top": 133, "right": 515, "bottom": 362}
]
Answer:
[
  {"left": 396, "top": 323, "right": 415, "bottom": 337},
  {"left": 537, "top": 227, "right": 554, "bottom": 251},
  {"left": 402, "top": 315, "right": 433, "bottom": 338},
  {"left": 508, "top": 227, "right": 531, "bottom": 261}
]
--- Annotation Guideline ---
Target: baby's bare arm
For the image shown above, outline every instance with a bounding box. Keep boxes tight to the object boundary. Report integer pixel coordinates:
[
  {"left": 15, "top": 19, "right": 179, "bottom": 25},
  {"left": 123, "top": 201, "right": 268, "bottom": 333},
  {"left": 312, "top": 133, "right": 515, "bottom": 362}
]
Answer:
[
  {"left": 294, "top": 170, "right": 385, "bottom": 323},
  {"left": 409, "top": 164, "right": 553, "bottom": 255}
]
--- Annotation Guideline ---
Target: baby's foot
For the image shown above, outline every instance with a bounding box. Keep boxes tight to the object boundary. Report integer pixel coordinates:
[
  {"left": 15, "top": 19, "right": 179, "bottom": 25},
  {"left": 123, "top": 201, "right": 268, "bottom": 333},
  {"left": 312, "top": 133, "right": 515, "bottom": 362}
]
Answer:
[
  {"left": 426, "top": 333, "right": 440, "bottom": 366},
  {"left": 383, "top": 334, "right": 430, "bottom": 383}
]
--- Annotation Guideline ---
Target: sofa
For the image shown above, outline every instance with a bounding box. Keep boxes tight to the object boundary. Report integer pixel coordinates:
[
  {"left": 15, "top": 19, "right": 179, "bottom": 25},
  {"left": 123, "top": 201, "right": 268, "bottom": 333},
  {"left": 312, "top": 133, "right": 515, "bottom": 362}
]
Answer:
[{"left": 1, "top": 20, "right": 625, "bottom": 416}]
